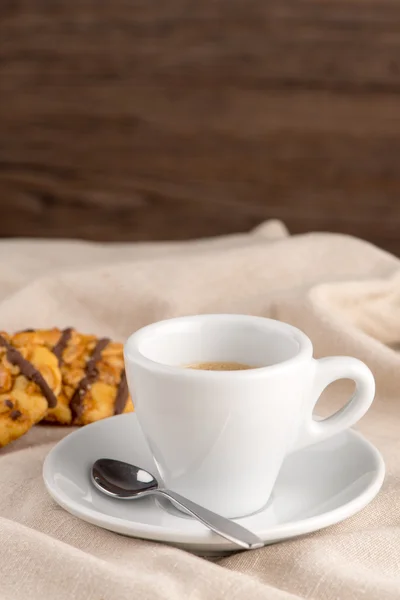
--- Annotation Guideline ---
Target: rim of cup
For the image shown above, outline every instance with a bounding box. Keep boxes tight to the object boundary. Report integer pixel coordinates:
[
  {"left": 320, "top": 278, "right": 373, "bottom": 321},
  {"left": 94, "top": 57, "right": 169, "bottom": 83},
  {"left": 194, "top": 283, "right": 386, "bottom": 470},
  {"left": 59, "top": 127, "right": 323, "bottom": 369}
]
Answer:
[{"left": 124, "top": 314, "right": 313, "bottom": 378}]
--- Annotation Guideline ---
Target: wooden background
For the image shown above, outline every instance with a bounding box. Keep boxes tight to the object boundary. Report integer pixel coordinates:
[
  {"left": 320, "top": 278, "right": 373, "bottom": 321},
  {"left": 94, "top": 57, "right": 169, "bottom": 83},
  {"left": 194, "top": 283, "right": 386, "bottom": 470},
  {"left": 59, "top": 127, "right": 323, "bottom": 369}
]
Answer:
[{"left": 1, "top": 1, "right": 400, "bottom": 253}]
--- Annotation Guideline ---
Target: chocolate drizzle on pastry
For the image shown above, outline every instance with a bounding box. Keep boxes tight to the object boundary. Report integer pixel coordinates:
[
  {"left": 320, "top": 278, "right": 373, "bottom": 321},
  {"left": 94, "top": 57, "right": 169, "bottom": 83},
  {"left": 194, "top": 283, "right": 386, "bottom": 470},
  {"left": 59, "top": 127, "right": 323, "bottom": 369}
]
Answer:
[
  {"left": 52, "top": 327, "right": 73, "bottom": 363},
  {"left": 70, "top": 338, "right": 110, "bottom": 420},
  {"left": 113, "top": 370, "right": 128, "bottom": 415},
  {"left": 0, "top": 335, "right": 58, "bottom": 408}
]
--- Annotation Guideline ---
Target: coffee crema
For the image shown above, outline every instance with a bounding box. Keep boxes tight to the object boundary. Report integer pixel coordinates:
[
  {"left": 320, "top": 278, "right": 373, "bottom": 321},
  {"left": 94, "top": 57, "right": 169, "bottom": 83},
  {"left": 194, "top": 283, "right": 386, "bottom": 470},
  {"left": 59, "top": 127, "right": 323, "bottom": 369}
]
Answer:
[{"left": 184, "top": 361, "right": 254, "bottom": 371}]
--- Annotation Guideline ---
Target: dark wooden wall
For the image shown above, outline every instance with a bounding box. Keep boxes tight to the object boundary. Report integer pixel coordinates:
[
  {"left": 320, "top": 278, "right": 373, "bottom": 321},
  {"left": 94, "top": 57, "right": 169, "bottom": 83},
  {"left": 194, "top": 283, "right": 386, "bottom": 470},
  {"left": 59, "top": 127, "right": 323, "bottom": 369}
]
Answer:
[{"left": 1, "top": 1, "right": 400, "bottom": 253}]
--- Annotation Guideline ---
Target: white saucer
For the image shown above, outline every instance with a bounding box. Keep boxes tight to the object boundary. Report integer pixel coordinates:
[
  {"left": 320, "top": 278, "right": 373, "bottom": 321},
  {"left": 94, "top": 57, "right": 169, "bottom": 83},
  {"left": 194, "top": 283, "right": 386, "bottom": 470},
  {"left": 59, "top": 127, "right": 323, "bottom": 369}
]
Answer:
[{"left": 43, "top": 414, "right": 385, "bottom": 553}]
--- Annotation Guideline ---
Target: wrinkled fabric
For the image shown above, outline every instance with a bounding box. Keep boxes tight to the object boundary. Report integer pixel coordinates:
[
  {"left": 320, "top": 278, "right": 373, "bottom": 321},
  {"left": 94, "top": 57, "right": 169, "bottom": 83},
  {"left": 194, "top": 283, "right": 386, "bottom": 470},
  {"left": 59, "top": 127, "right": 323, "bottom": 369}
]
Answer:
[{"left": 0, "top": 220, "right": 399, "bottom": 600}]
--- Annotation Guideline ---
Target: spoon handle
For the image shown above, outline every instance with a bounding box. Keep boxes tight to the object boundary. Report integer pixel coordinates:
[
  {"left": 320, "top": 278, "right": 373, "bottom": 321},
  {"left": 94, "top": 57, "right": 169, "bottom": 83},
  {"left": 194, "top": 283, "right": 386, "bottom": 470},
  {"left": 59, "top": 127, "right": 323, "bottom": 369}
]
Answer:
[{"left": 155, "top": 489, "right": 264, "bottom": 550}]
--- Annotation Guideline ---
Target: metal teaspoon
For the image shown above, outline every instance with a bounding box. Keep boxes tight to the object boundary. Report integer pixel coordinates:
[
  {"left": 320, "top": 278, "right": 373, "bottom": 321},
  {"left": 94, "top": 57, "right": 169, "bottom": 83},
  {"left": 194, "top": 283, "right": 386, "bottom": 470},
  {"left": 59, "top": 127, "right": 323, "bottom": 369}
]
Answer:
[{"left": 91, "top": 458, "right": 264, "bottom": 550}]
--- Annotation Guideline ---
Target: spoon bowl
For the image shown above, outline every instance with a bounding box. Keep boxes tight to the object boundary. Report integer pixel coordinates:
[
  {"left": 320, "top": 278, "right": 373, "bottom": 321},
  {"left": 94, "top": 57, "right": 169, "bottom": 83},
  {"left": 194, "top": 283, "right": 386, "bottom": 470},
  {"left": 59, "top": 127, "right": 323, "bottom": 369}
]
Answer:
[{"left": 92, "top": 459, "right": 158, "bottom": 498}]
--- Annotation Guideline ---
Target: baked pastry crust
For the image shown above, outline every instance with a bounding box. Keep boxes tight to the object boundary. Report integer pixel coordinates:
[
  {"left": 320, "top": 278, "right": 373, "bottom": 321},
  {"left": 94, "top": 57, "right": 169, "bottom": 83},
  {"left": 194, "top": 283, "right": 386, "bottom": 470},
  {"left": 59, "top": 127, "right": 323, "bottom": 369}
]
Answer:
[{"left": 0, "top": 328, "right": 133, "bottom": 447}]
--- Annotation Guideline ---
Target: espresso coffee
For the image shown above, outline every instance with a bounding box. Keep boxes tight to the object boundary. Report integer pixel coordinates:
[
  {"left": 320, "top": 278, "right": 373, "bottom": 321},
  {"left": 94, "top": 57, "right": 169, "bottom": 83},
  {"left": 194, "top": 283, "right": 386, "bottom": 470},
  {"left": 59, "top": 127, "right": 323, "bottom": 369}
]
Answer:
[{"left": 185, "top": 361, "right": 253, "bottom": 371}]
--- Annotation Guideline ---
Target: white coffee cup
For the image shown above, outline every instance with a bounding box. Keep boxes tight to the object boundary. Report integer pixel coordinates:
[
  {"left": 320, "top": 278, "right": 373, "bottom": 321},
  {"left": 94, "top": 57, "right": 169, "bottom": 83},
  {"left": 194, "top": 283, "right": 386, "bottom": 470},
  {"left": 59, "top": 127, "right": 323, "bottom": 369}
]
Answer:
[{"left": 124, "top": 314, "right": 375, "bottom": 518}]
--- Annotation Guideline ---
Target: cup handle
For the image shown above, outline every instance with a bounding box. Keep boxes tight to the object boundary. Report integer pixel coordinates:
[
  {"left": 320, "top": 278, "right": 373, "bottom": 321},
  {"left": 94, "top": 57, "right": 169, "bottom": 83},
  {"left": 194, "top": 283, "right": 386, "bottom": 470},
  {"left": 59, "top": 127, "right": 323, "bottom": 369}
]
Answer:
[{"left": 292, "top": 357, "right": 375, "bottom": 452}]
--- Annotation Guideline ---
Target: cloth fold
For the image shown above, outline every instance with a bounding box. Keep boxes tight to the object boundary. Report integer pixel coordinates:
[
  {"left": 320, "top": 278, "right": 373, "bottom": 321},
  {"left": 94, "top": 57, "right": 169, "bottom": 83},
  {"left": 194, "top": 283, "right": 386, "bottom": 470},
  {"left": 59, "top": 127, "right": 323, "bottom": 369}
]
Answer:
[{"left": 0, "top": 221, "right": 399, "bottom": 600}]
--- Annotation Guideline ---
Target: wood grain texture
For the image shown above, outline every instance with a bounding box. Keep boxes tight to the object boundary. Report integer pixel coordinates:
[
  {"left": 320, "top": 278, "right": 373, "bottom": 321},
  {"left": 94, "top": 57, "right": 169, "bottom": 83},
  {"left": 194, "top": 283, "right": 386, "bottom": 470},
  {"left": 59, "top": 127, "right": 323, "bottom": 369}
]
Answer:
[{"left": 1, "top": 0, "right": 400, "bottom": 253}]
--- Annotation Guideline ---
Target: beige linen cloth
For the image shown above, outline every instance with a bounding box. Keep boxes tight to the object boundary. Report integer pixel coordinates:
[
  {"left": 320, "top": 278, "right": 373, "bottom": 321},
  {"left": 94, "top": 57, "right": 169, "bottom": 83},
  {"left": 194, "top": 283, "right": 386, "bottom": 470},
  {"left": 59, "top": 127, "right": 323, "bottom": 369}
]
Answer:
[{"left": 0, "top": 220, "right": 399, "bottom": 600}]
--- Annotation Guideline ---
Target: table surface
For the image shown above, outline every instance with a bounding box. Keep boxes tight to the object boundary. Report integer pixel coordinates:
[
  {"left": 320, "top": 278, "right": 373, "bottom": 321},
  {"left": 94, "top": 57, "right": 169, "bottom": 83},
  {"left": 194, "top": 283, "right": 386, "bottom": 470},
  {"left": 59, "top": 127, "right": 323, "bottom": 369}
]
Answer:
[{"left": 1, "top": 0, "right": 400, "bottom": 254}]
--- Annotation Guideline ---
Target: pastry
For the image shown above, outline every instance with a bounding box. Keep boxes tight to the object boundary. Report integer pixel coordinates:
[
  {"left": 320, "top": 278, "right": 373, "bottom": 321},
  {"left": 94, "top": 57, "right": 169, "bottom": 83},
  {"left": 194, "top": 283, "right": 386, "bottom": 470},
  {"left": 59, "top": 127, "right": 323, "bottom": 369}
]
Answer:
[
  {"left": 0, "top": 332, "right": 55, "bottom": 447},
  {"left": 11, "top": 328, "right": 133, "bottom": 425},
  {"left": 45, "top": 328, "right": 133, "bottom": 425}
]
